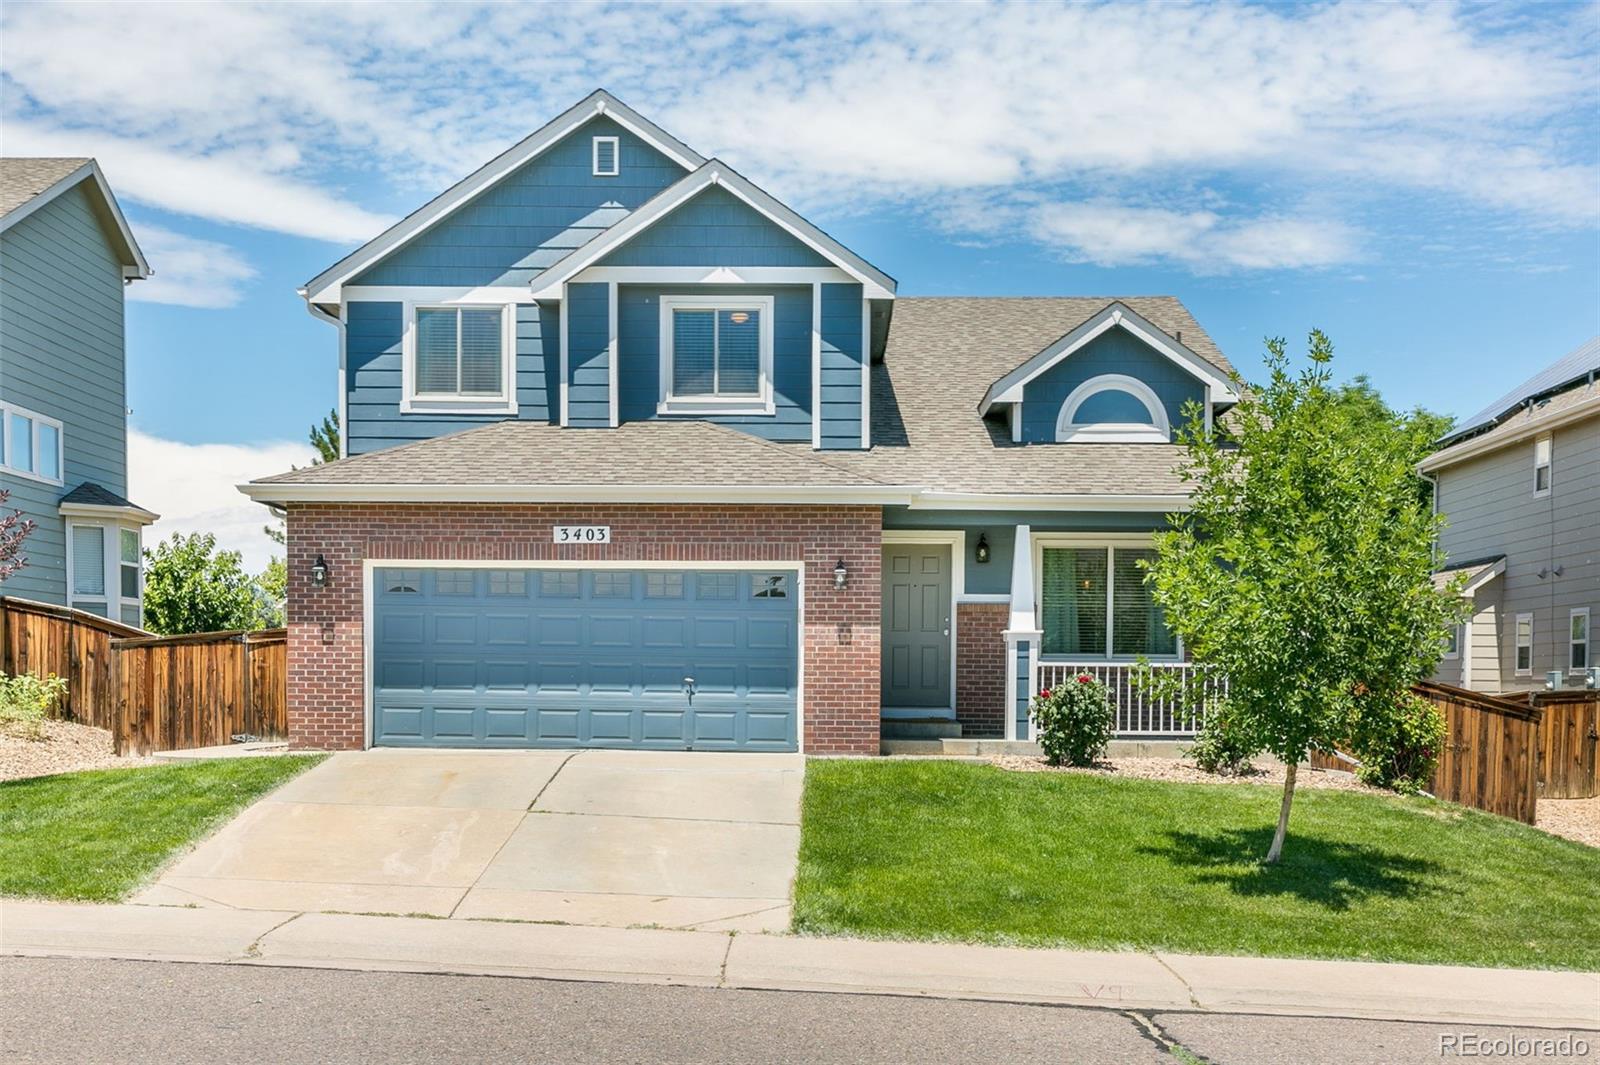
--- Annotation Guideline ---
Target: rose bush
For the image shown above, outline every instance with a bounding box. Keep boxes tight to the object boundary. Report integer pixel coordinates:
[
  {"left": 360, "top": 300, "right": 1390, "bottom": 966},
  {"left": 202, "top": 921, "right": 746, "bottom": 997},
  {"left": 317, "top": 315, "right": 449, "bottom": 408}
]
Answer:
[{"left": 1030, "top": 673, "right": 1115, "bottom": 767}]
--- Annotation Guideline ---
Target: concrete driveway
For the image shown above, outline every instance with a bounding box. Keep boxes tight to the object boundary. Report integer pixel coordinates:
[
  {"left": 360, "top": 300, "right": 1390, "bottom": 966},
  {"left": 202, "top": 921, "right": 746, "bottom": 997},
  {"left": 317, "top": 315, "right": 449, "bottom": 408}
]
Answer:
[{"left": 138, "top": 749, "right": 804, "bottom": 932}]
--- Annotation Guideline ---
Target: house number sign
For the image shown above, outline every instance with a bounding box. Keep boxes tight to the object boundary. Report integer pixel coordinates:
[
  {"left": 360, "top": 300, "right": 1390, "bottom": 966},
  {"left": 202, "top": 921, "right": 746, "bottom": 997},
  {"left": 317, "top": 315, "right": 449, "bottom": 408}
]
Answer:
[{"left": 553, "top": 525, "right": 611, "bottom": 544}]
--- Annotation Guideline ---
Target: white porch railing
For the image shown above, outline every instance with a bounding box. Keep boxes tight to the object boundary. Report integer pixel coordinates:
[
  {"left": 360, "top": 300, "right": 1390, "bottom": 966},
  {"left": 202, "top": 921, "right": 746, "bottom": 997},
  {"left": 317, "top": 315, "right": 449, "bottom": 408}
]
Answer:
[{"left": 1037, "top": 661, "right": 1226, "bottom": 737}]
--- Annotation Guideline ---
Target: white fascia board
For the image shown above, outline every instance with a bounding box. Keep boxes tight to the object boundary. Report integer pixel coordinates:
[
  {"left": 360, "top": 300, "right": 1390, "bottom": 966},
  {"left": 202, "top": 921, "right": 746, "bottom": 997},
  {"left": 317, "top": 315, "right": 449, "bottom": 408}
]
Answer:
[
  {"left": 979, "top": 302, "right": 1239, "bottom": 416},
  {"left": 1459, "top": 558, "right": 1507, "bottom": 596},
  {"left": 302, "top": 90, "right": 705, "bottom": 307},
  {"left": 528, "top": 161, "right": 897, "bottom": 301},
  {"left": 58, "top": 500, "right": 160, "bottom": 524},
  {"left": 909, "top": 491, "right": 1190, "bottom": 513},
  {"left": 1, "top": 160, "right": 151, "bottom": 278},
  {"left": 568, "top": 266, "right": 859, "bottom": 286},
  {"left": 237, "top": 481, "right": 919, "bottom": 506},
  {"left": 1418, "top": 392, "right": 1600, "bottom": 472}
]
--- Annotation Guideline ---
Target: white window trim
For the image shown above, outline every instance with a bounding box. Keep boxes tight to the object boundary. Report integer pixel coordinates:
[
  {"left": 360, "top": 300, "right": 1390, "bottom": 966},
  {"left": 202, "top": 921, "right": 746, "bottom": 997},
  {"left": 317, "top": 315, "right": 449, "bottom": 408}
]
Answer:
[
  {"left": 67, "top": 520, "right": 140, "bottom": 621},
  {"left": 657, "top": 295, "right": 776, "bottom": 416},
  {"left": 1031, "top": 533, "right": 1183, "bottom": 662},
  {"left": 591, "top": 135, "right": 620, "bottom": 177},
  {"left": 0, "top": 400, "right": 65, "bottom": 485},
  {"left": 1514, "top": 611, "right": 1534, "bottom": 676},
  {"left": 1442, "top": 623, "right": 1460, "bottom": 660},
  {"left": 1054, "top": 374, "right": 1171, "bottom": 444},
  {"left": 1570, "top": 607, "right": 1590, "bottom": 675},
  {"left": 1533, "top": 435, "right": 1552, "bottom": 498},
  {"left": 400, "top": 302, "right": 517, "bottom": 415}
]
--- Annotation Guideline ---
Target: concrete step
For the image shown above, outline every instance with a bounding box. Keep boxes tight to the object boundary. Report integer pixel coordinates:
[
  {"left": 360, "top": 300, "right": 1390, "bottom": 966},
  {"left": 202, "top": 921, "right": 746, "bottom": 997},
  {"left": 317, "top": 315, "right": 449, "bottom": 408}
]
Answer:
[{"left": 879, "top": 718, "right": 963, "bottom": 740}]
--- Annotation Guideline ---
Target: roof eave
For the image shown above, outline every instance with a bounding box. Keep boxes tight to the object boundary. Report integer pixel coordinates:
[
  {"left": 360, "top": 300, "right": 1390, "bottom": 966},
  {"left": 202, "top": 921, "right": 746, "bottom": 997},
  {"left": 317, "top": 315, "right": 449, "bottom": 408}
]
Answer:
[
  {"left": 1419, "top": 391, "right": 1600, "bottom": 473},
  {"left": 237, "top": 481, "right": 917, "bottom": 506},
  {"left": 0, "top": 160, "right": 150, "bottom": 278},
  {"left": 58, "top": 500, "right": 160, "bottom": 524}
]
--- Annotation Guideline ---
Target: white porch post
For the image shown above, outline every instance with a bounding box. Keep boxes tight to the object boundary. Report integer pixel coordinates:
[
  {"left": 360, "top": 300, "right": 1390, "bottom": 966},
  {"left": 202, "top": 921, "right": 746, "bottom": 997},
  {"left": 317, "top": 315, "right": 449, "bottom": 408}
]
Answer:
[{"left": 1002, "top": 524, "right": 1042, "bottom": 742}]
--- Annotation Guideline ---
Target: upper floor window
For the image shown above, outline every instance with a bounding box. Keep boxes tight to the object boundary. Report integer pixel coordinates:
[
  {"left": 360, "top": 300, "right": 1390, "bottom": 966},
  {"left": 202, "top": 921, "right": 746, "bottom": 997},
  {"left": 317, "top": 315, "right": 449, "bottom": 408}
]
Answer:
[
  {"left": 658, "top": 296, "right": 774, "bottom": 415},
  {"left": 1533, "top": 435, "right": 1551, "bottom": 496},
  {"left": 0, "top": 401, "right": 63, "bottom": 484},
  {"left": 403, "top": 304, "right": 515, "bottom": 414},
  {"left": 592, "top": 136, "right": 619, "bottom": 177},
  {"left": 1571, "top": 608, "right": 1590, "bottom": 674},
  {"left": 1055, "top": 374, "right": 1170, "bottom": 443}
]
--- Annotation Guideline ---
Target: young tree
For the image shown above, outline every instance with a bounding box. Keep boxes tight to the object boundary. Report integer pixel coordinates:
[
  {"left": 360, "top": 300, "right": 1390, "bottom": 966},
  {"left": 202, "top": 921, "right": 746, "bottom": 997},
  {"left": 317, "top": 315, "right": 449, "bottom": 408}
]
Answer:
[
  {"left": 1146, "top": 332, "right": 1463, "bottom": 863},
  {"left": 1331, "top": 375, "right": 1454, "bottom": 508},
  {"left": 0, "top": 489, "right": 36, "bottom": 580},
  {"left": 142, "top": 532, "right": 277, "bottom": 635}
]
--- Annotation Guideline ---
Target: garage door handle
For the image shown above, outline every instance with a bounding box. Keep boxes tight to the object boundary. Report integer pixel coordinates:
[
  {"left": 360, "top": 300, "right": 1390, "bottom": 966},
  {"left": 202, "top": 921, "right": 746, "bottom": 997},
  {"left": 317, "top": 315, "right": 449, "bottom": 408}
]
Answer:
[{"left": 683, "top": 677, "right": 696, "bottom": 695}]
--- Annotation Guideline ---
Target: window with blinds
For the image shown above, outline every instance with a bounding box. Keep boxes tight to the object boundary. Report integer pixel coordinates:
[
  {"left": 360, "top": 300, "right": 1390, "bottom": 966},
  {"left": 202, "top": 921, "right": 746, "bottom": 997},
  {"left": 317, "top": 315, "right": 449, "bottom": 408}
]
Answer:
[
  {"left": 660, "top": 297, "right": 772, "bottom": 411},
  {"left": 71, "top": 525, "right": 105, "bottom": 597},
  {"left": 1040, "top": 545, "right": 1178, "bottom": 659},
  {"left": 413, "top": 306, "right": 505, "bottom": 398}
]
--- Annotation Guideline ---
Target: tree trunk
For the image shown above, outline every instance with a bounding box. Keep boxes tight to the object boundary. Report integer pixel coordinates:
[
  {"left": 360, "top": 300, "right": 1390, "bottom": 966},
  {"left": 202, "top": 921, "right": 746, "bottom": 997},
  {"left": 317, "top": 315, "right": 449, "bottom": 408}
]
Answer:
[{"left": 1265, "top": 761, "right": 1298, "bottom": 864}]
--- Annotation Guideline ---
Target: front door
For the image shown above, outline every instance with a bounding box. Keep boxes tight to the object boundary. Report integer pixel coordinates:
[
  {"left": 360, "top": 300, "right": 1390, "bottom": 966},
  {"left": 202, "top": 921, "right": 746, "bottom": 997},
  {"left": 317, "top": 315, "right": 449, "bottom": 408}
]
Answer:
[{"left": 881, "top": 544, "right": 952, "bottom": 708}]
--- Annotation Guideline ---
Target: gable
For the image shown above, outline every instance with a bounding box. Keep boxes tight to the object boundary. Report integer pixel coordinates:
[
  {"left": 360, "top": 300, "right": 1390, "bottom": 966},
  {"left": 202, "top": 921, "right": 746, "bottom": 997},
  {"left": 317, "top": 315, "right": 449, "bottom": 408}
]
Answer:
[
  {"left": 594, "top": 184, "right": 831, "bottom": 269},
  {"left": 351, "top": 117, "right": 685, "bottom": 288},
  {"left": 1019, "top": 328, "right": 1203, "bottom": 442}
]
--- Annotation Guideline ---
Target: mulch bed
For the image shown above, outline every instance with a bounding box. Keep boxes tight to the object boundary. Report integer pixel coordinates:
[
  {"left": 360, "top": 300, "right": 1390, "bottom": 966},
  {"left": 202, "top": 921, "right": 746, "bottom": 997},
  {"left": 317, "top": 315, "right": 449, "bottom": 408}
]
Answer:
[
  {"left": 0, "top": 720, "right": 155, "bottom": 782},
  {"left": 991, "top": 754, "right": 1384, "bottom": 794}
]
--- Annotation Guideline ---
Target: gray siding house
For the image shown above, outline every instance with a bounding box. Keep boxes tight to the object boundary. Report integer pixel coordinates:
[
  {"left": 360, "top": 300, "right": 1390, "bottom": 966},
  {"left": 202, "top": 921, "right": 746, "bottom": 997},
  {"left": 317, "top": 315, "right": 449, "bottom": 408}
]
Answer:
[
  {"left": 0, "top": 158, "right": 156, "bottom": 623},
  {"left": 1422, "top": 339, "right": 1599, "bottom": 695}
]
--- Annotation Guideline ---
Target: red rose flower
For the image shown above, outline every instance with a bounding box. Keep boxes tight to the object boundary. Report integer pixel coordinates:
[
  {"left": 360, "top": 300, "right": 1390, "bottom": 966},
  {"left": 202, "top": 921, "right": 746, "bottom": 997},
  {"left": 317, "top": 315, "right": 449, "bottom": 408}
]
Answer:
[
  {"left": 1039, "top": 688, "right": 1051, "bottom": 698},
  {"left": 1077, "top": 674, "right": 1092, "bottom": 684}
]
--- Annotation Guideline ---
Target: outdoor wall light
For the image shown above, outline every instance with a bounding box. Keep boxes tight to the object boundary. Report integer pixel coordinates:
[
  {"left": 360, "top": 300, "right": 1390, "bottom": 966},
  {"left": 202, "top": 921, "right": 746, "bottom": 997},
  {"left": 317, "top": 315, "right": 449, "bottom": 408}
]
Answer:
[
  {"left": 834, "top": 558, "right": 848, "bottom": 590},
  {"left": 975, "top": 533, "right": 991, "bottom": 564},
  {"left": 310, "top": 554, "right": 330, "bottom": 587}
]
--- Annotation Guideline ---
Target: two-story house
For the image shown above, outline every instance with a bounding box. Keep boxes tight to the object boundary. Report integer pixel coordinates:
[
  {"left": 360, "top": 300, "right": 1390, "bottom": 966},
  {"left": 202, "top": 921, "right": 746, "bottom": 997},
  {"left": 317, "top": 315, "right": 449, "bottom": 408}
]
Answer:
[
  {"left": 0, "top": 158, "right": 157, "bottom": 624},
  {"left": 242, "top": 91, "right": 1242, "bottom": 755},
  {"left": 1423, "top": 339, "right": 1599, "bottom": 695}
]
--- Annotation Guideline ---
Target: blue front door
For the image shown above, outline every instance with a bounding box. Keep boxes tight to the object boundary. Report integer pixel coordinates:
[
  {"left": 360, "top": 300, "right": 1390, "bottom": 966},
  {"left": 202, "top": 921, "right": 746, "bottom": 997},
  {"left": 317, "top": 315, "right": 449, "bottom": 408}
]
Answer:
[{"left": 371, "top": 567, "right": 798, "bottom": 750}]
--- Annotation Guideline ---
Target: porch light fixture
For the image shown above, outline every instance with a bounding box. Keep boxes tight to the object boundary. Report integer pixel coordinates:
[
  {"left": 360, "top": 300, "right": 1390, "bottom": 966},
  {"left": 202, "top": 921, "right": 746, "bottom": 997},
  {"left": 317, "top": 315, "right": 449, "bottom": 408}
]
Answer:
[
  {"left": 834, "top": 558, "right": 848, "bottom": 590},
  {"left": 310, "top": 554, "right": 330, "bottom": 587},
  {"left": 974, "top": 533, "right": 991, "bottom": 564}
]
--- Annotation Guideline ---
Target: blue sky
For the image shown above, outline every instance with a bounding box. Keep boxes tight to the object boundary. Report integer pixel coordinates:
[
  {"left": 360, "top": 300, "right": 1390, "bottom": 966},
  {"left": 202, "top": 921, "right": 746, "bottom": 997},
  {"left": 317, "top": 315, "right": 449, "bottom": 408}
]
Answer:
[{"left": 2, "top": 0, "right": 1597, "bottom": 565}]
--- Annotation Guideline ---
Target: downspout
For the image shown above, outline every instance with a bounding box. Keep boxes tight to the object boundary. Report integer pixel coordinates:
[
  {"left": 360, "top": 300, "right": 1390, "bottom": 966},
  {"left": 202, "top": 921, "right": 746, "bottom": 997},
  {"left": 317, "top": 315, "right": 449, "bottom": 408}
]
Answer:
[{"left": 304, "top": 298, "right": 347, "bottom": 459}]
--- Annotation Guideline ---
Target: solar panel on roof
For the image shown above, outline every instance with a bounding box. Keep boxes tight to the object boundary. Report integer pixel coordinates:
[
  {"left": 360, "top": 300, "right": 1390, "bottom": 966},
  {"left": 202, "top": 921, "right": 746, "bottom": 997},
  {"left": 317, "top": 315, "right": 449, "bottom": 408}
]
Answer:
[{"left": 1442, "top": 336, "right": 1600, "bottom": 444}]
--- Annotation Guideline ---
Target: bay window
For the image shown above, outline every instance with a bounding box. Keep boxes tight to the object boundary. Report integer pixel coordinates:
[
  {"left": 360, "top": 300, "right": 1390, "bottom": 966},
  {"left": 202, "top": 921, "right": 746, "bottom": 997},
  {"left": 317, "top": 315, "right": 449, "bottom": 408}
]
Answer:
[
  {"left": 658, "top": 295, "right": 773, "bottom": 414},
  {"left": 68, "top": 522, "right": 142, "bottom": 624},
  {"left": 1038, "top": 541, "right": 1177, "bottom": 659}
]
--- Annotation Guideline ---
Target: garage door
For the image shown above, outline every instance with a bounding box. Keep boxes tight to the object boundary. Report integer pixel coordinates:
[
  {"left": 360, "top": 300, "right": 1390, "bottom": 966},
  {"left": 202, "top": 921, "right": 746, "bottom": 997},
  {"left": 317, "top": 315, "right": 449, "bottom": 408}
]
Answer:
[{"left": 371, "top": 567, "right": 798, "bottom": 750}]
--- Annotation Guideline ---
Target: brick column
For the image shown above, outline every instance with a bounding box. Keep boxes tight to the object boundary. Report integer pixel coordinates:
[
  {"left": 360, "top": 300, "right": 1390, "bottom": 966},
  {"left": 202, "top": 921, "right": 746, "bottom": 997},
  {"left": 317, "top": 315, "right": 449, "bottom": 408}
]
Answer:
[{"left": 954, "top": 602, "right": 1008, "bottom": 737}]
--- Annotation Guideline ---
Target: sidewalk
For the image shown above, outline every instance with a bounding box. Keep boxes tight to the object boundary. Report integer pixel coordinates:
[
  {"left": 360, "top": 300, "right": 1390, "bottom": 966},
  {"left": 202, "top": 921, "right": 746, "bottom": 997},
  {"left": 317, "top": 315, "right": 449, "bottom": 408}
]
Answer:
[{"left": 4, "top": 900, "right": 1596, "bottom": 1030}]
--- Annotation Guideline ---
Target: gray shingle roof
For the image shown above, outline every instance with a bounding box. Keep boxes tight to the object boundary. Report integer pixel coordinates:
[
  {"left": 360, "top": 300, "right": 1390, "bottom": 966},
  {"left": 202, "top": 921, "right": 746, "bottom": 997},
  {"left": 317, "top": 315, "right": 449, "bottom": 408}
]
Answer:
[
  {"left": 59, "top": 482, "right": 140, "bottom": 509},
  {"left": 0, "top": 157, "right": 90, "bottom": 219},
  {"left": 1442, "top": 336, "right": 1600, "bottom": 446},
  {"left": 811, "top": 296, "right": 1232, "bottom": 495},
  {"left": 1422, "top": 378, "right": 1600, "bottom": 470},
  {"left": 253, "top": 419, "right": 893, "bottom": 488}
]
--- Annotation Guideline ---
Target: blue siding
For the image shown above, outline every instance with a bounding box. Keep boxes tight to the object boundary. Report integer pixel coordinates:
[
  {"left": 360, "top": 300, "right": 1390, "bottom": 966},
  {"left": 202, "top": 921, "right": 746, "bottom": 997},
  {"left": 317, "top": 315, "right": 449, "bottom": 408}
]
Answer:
[
  {"left": 352, "top": 118, "right": 686, "bottom": 287},
  {"left": 598, "top": 185, "right": 830, "bottom": 268},
  {"left": 346, "top": 300, "right": 560, "bottom": 455},
  {"left": 565, "top": 282, "right": 611, "bottom": 427},
  {"left": 616, "top": 285, "right": 812, "bottom": 442},
  {"left": 818, "top": 283, "right": 864, "bottom": 449},
  {"left": 1019, "top": 328, "right": 1203, "bottom": 443},
  {"left": 0, "top": 183, "right": 131, "bottom": 605},
  {"left": 880, "top": 509, "right": 1171, "bottom": 596}
]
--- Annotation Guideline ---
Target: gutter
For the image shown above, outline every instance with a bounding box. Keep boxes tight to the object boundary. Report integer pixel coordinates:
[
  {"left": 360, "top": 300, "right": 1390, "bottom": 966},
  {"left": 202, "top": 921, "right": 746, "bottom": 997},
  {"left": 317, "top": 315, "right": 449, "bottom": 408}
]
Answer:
[
  {"left": 1419, "top": 391, "right": 1600, "bottom": 473},
  {"left": 237, "top": 482, "right": 921, "bottom": 507}
]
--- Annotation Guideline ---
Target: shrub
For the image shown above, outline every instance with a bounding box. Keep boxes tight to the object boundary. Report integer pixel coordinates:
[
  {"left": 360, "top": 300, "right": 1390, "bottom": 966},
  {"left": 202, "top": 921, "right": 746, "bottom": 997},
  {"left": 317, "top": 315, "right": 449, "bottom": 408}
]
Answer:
[
  {"left": 1186, "top": 700, "right": 1263, "bottom": 775},
  {"left": 1030, "top": 674, "right": 1114, "bottom": 767},
  {"left": 1351, "top": 692, "right": 1445, "bottom": 794},
  {"left": 0, "top": 672, "right": 68, "bottom": 740}
]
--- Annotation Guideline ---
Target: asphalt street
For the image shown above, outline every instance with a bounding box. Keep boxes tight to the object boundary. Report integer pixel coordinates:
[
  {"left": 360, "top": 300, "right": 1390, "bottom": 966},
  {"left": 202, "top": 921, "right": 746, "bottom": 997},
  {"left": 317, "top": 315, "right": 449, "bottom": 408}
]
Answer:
[{"left": 1, "top": 957, "right": 1594, "bottom": 1064}]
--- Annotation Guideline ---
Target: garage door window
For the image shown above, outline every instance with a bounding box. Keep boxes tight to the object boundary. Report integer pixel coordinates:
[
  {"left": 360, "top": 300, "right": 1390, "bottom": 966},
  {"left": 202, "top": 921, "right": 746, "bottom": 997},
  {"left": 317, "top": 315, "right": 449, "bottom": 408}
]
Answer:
[
  {"left": 487, "top": 571, "right": 526, "bottom": 596},
  {"left": 754, "top": 574, "right": 788, "bottom": 599},
  {"left": 646, "top": 572, "right": 684, "bottom": 598},
  {"left": 541, "top": 571, "right": 579, "bottom": 597},
  {"left": 697, "top": 573, "right": 736, "bottom": 600},
  {"left": 592, "top": 572, "right": 631, "bottom": 598},
  {"left": 435, "top": 570, "right": 474, "bottom": 596},
  {"left": 386, "top": 570, "right": 422, "bottom": 594}
]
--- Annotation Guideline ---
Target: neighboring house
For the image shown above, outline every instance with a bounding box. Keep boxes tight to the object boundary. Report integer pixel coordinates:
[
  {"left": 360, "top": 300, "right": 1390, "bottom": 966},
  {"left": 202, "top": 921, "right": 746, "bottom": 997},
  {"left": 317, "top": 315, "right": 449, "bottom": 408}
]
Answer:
[
  {"left": 0, "top": 158, "right": 157, "bottom": 624},
  {"left": 241, "top": 91, "right": 1243, "bottom": 755},
  {"left": 1421, "top": 339, "right": 1599, "bottom": 695}
]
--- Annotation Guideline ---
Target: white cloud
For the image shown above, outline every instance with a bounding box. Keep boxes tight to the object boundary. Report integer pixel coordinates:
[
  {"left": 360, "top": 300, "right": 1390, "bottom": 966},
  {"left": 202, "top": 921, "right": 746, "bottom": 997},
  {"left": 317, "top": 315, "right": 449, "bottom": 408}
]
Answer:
[
  {"left": 125, "top": 225, "right": 257, "bottom": 309},
  {"left": 1, "top": 1, "right": 1592, "bottom": 268},
  {"left": 129, "top": 430, "right": 313, "bottom": 573}
]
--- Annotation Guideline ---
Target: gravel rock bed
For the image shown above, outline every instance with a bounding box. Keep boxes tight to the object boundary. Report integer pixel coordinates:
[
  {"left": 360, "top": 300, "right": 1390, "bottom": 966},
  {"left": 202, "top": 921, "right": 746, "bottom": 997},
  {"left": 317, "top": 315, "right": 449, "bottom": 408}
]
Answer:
[
  {"left": 991, "top": 754, "right": 1384, "bottom": 794},
  {"left": 0, "top": 720, "right": 155, "bottom": 782},
  {"left": 1536, "top": 796, "right": 1600, "bottom": 849}
]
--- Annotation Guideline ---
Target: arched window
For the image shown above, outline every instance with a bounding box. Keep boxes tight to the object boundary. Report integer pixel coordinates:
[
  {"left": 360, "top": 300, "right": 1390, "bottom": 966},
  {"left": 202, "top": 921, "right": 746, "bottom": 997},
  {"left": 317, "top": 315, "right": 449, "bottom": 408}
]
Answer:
[{"left": 1055, "top": 374, "right": 1170, "bottom": 443}]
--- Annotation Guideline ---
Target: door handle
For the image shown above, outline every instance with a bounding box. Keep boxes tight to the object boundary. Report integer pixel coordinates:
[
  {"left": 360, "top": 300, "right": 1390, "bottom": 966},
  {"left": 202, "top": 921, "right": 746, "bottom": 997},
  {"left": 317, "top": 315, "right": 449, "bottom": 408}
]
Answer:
[
  {"left": 943, "top": 617, "right": 950, "bottom": 637},
  {"left": 683, "top": 676, "right": 696, "bottom": 695}
]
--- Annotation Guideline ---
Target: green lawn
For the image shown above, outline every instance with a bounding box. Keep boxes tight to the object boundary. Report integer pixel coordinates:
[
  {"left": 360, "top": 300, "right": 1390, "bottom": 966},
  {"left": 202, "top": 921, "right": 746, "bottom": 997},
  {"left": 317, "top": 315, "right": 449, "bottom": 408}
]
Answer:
[
  {"left": 794, "top": 759, "right": 1600, "bottom": 970},
  {"left": 0, "top": 756, "right": 323, "bottom": 902}
]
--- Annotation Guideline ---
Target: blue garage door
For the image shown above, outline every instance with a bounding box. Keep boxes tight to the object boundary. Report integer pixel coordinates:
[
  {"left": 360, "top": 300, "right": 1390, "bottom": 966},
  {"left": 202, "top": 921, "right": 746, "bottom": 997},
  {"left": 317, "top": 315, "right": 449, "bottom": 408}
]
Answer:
[{"left": 372, "top": 567, "right": 798, "bottom": 750}]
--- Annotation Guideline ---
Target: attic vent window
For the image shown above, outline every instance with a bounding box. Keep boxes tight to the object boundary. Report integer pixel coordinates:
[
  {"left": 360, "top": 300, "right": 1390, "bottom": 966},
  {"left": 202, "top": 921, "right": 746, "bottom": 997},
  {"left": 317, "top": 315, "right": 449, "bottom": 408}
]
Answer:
[{"left": 592, "top": 136, "right": 619, "bottom": 177}]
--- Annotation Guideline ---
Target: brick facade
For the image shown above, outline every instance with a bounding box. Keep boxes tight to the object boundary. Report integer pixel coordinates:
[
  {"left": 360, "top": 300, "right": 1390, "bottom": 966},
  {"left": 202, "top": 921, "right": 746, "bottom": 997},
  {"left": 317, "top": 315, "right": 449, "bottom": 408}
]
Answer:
[
  {"left": 955, "top": 601, "right": 1009, "bottom": 737},
  {"left": 284, "top": 503, "right": 882, "bottom": 754}
]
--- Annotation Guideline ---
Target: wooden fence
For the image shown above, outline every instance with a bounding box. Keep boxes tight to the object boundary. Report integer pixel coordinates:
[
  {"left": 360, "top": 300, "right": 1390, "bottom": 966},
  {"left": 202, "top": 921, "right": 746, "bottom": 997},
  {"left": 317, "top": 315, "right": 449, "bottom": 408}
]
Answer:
[
  {"left": 1526, "top": 692, "right": 1599, "bottom": 800},
  {"left": 1, "top": 594, "right": 286, "bottom": 755},
  {"left": 0, "top": 596, "right": 145, "bottom": 729},
  {"left": 112, "top": 629, "right": 287, "bottom": 755}
]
